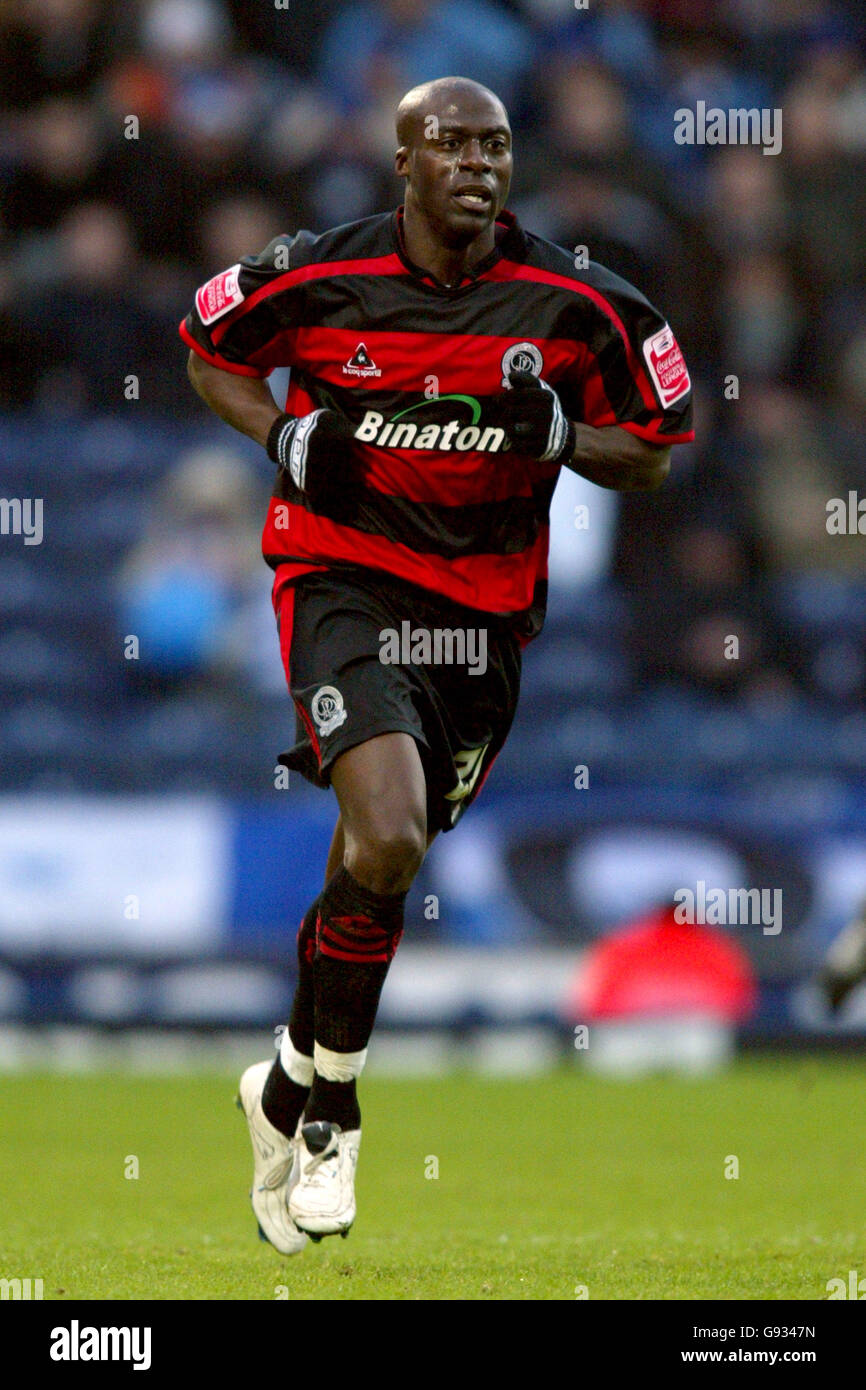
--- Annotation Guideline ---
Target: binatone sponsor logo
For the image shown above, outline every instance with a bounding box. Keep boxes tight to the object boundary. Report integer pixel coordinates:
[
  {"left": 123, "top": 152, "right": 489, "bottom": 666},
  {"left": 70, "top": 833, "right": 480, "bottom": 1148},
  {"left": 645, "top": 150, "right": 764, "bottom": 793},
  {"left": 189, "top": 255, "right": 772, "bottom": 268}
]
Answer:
[{"left": 354, "top": 395, "right": 508, "bottom": 452}]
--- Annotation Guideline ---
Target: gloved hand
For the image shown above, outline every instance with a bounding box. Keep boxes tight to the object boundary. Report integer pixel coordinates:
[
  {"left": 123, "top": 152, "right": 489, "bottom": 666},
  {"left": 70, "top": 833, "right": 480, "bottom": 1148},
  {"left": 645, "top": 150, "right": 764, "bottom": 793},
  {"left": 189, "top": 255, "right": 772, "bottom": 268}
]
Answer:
[
  {"left": 497, "top": 370, "right": 576, "bottom": 464},
  {"left": 266, "top": 409, "right": 359, "bottom": 506}
]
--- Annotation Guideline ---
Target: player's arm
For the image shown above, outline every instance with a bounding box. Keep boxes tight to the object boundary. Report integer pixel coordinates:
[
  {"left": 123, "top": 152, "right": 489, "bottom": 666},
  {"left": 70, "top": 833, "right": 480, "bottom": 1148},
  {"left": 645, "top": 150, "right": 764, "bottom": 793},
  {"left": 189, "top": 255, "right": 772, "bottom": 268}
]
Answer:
[
  {"left": 565, "top": 422, "right": 670, "bottom": 491},
  {"left": 186, "top": 351, "right": 281, "bottom": 448},
  {"left": 181, "top": 236, "right": 357, "bottom": 498},
  {"left": 497, "top": 369, "right": 670, "bottom": 491},
  {"left": 186, "top": 350, "right": 356, "bottom": 501}
]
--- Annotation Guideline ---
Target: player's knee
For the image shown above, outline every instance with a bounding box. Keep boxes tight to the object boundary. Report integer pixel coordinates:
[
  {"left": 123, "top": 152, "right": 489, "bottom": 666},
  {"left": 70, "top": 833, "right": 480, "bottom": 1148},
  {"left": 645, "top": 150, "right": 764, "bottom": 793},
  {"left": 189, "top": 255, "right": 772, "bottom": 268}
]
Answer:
[{"left": 346, "top": 817, "right": 426, "bottom": 895}]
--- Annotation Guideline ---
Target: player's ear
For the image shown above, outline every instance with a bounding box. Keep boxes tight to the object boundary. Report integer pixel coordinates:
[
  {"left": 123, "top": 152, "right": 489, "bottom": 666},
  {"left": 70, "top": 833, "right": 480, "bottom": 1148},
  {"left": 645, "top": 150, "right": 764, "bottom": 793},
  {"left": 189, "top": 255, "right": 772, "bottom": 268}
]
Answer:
[{"left": 395, "top": 146, "right": 409, "bottom": 178}]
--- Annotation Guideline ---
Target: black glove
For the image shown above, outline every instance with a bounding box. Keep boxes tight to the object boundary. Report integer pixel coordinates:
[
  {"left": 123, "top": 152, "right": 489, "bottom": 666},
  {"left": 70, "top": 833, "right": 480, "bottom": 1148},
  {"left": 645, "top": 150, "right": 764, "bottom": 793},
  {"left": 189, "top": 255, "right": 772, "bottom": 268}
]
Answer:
[
  {"left": 266, "top": 409, "right": 358, "bottom": 506},
  {"left": 497, "top": 370, "right": 576, "bottom": 464}
]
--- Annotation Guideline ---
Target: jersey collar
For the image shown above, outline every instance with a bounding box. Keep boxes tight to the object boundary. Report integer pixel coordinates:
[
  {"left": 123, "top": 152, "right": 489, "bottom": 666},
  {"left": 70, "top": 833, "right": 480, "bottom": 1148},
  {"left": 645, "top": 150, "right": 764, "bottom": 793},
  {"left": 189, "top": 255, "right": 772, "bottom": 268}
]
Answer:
[{"left": 391, "top": 206, "right": 526, "bottom": 292}]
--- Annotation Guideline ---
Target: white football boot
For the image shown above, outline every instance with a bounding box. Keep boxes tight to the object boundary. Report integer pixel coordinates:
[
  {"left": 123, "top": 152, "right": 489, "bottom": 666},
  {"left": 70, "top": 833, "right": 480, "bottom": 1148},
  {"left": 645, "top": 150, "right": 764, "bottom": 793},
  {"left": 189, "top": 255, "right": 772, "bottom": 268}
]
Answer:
[
  {"left": 289, "top": 1120, "right": 361, "bottom": 1240},
  {"left": 236, "top": 1060, "right": 308, "bottom": 1255}
]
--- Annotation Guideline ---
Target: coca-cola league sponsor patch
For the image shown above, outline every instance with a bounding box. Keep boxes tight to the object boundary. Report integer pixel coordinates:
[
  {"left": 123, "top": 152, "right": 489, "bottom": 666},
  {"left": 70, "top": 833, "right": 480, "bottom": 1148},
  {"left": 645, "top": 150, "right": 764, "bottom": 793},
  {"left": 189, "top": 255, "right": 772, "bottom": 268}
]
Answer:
[
  {"left": 642, "top": 324, "right": 691, "bottom": 407},
  {"left": 195, "top": 264, "right": 244, "bottom": 325}
]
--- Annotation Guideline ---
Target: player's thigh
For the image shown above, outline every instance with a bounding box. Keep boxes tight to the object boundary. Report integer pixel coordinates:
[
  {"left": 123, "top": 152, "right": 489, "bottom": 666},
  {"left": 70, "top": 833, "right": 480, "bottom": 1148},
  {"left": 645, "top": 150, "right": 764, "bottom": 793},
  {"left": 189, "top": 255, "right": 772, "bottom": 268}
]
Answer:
[{"left": 330, "top": 731, "right": 428, "bottom": 853}]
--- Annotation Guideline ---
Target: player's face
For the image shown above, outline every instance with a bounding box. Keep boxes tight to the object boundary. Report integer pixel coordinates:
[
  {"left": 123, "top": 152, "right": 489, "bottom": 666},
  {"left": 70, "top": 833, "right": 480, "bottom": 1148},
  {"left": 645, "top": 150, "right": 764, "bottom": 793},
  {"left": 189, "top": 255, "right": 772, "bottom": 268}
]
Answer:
[{"left": 398, "top": 101, "right": 512, "bottom": 244}]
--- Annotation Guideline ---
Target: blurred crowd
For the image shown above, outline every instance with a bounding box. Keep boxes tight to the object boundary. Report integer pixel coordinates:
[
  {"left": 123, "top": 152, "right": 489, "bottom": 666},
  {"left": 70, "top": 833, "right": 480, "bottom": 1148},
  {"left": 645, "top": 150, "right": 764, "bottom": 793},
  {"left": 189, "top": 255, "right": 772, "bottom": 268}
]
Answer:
[{"left": 3, "top": 0, "right": 866, "bottom": 707}]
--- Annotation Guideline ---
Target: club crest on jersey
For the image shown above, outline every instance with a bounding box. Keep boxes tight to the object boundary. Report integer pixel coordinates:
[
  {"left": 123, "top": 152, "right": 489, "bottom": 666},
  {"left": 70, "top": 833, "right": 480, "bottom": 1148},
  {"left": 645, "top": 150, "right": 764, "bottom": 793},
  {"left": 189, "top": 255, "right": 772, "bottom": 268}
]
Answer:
[
  {"left": 642, "top": 324, "right": 691, "bottom": 407},
  {"left": 311, "top": 685, "right": 347, "bottom": 736},
  {"left": 501, "top": 341, "right": 544, "bottom": 386},
  {"left": 343, "top": 343, "right": 381, "bottom": 378},
  {"left": 195, "top": 264, "right": 244, "bottom": 325}
]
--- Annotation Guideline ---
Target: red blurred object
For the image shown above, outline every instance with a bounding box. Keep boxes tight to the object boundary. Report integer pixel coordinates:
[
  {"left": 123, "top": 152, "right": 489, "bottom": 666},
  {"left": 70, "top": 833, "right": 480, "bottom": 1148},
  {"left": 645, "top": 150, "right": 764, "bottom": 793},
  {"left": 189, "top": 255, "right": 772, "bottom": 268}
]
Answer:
[
  {"left": 570, "top": 904, "right": 756, "bottom": 1023},
  {"left": 104, "top": 60, "right": 172, "bottom": 124}
]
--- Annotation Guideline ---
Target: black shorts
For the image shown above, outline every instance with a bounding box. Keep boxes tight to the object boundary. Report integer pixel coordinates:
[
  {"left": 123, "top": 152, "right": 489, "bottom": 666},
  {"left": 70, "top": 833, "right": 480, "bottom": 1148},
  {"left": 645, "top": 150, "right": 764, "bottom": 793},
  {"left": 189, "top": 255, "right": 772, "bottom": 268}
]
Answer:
[{"left": 274, "top": 566, "right": 522, "bottom": 832}]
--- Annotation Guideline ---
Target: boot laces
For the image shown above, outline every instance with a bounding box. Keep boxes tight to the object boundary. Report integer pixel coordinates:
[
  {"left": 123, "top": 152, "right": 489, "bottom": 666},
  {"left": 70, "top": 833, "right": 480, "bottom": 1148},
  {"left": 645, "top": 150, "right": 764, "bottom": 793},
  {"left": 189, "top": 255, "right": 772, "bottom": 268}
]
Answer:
[{"left": 304, "top": 1141, "right": 340, "bottom": 1186}]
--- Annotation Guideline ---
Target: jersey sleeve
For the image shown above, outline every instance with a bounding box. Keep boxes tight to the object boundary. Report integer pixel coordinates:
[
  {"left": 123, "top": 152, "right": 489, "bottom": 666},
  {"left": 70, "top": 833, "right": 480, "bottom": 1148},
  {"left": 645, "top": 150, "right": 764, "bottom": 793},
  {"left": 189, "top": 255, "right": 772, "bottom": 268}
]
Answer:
[
  {"left": 558, "top": 266, "right": 695, "bottom": 446},
  {"left": 179, "top": 232, "right": 307, "bottom": 377}
]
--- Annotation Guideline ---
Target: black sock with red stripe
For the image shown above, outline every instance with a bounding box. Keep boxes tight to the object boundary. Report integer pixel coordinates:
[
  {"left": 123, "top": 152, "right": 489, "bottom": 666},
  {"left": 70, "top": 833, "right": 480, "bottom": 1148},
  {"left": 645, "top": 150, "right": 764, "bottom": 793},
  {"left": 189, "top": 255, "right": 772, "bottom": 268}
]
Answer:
[
  {"left": 261, "top": 898, "right": 318, "bottom": 1137},
  {"left": 305, "top": 866, "right": 406, "bottom": 1130},
  {"left": 288, "top": 897, "right": 318, "bottom": 1058}
]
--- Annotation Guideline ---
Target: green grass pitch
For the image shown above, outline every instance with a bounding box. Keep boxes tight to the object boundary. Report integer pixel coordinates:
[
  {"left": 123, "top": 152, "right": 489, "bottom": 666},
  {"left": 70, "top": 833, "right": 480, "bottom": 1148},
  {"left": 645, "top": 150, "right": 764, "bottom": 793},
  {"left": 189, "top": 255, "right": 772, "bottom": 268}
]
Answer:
[{"left": 3, "top": 1057, "right": 864, "bottom": 1300}]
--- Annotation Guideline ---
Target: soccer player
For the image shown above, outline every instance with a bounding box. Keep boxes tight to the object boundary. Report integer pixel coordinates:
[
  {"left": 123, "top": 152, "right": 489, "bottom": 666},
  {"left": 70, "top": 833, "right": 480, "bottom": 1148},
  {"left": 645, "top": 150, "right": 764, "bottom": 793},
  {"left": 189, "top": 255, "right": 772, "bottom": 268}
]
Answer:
[{"left": 180, "top": 76, "right": 694, "bottom": 1251}]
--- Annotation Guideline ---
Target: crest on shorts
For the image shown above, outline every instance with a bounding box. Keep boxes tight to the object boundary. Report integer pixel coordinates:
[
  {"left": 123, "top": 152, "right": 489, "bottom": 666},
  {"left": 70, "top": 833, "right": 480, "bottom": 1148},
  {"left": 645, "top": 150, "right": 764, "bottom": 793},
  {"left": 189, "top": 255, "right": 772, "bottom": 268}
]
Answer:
[
  {"left": 501, "top": 341, "right": 543, "bottom": 386},
  {"left": 311, "top": 685, "right": 347, "bottom": 736}
]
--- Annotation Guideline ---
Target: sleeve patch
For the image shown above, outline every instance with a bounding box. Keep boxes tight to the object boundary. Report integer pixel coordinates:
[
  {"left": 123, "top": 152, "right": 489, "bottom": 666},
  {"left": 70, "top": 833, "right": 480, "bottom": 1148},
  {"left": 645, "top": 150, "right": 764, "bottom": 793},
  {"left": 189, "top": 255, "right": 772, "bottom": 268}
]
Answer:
[
  {"left": 195, "top": 264, "right": 244, "bottom": 325},
  {"left": 642, "top": 324, "right": 690, "bottom": 408}
]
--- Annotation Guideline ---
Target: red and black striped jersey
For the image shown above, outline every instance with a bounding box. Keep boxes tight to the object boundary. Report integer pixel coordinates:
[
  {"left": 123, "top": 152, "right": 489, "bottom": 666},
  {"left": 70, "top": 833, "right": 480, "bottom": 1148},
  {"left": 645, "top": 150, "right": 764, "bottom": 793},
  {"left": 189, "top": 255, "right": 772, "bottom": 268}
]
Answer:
[{"left": 180, "top": 207, "right": 693, "bottom": 641}]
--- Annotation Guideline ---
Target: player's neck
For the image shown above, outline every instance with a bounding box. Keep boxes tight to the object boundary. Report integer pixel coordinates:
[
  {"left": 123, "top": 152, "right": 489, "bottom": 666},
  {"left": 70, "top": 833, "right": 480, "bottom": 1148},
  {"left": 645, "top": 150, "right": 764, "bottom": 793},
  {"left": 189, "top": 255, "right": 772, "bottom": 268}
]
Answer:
[{"left": 400, "top": 205, "right": 496, "bottom": 289}]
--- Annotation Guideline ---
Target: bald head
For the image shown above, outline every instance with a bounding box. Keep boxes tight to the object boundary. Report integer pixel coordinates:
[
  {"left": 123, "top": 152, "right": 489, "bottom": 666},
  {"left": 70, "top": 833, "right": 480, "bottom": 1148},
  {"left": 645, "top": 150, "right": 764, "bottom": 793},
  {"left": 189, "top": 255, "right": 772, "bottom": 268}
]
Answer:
[
  {"left": 396, "top": 76, "right": 509, "bottom": 148},
  {"left": 394, "top": 75, "right": 512, "bottom": 257}
]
